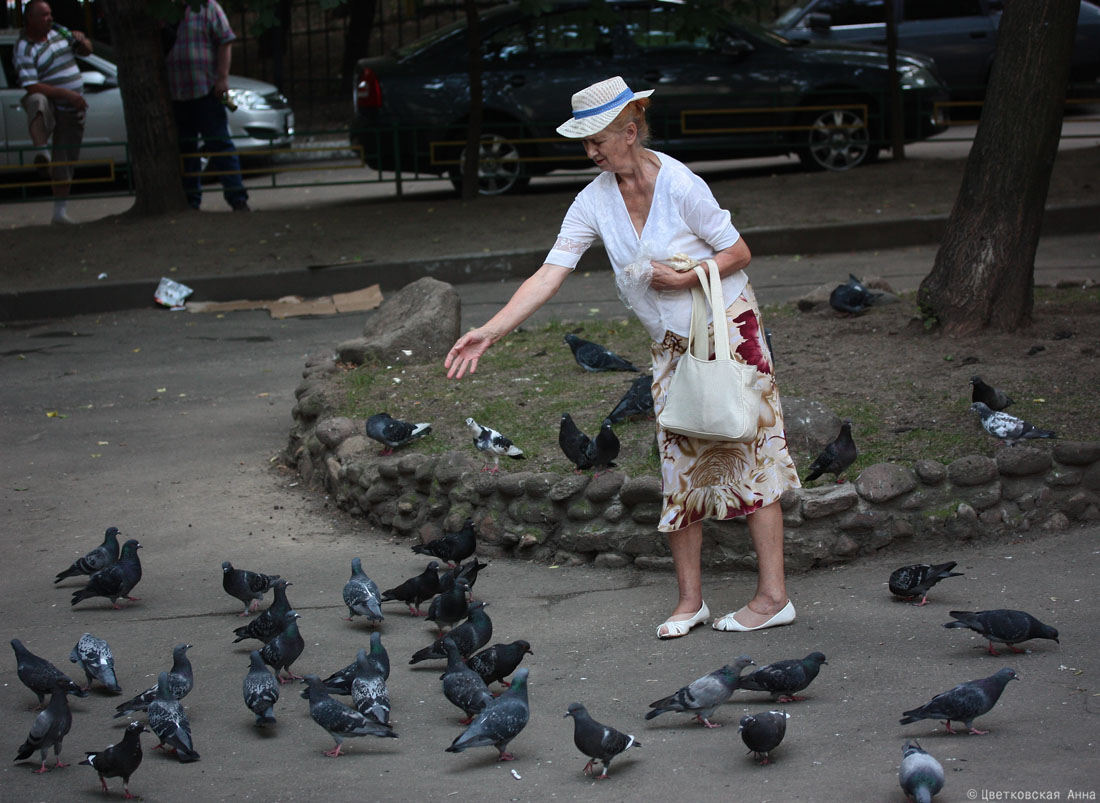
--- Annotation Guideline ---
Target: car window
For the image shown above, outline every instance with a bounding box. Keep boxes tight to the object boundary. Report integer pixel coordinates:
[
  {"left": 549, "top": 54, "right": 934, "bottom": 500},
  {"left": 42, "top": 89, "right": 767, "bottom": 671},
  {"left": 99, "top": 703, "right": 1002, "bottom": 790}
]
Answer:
[
  {"left": 485, "top": 9, "right": 616, "bottom": 61},
  {"left": 903, "top": 0, "right": 985, "bottom": 19},
  {"left": 811, "top": 0, "right": 886, "bottom": 26},
  {"left": 619, "top": 5, "right": 712, "bottom": 51},
  {"left": 1, "top": 43, "right": 18, "bottom": 88}
]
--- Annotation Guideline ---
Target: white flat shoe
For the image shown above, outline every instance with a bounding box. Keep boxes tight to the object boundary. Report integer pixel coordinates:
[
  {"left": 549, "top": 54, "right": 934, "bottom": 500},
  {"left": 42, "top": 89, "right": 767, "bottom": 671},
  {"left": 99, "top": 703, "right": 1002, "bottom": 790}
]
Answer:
[
  {"left": 657, "top": 601, "right": 710, "bottom": 639},
  {"left": 712, "top": 600, "right": 796, "bottom": 632}
]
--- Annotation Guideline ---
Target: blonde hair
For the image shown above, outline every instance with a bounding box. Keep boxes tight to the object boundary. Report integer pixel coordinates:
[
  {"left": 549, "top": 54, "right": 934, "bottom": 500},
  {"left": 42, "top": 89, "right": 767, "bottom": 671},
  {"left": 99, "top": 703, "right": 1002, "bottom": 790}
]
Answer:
[{"left": 604, "top": 98, "right": 652, "bottom": 147}]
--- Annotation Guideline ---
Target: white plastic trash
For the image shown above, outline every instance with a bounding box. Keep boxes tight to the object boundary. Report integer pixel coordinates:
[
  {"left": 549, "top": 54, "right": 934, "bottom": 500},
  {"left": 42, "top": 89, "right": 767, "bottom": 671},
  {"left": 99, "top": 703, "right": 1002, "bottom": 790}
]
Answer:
[{"left": 154, "top": 277, "right": 194, "bottom": 308}]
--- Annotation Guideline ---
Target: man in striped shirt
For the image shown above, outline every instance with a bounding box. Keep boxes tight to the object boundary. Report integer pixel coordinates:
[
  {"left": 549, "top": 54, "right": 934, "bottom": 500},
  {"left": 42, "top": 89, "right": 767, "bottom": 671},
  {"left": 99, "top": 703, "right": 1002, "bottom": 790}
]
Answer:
[{"left": 13, "top": 0, "right": 91, "bottom": 224}]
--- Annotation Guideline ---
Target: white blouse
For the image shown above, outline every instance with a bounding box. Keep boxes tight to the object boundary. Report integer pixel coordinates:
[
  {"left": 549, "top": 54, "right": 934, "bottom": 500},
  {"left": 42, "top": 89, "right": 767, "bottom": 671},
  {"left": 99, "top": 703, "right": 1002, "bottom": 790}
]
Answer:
[{"left": 545, "top": 151, "right": 745, "bottom": 340}]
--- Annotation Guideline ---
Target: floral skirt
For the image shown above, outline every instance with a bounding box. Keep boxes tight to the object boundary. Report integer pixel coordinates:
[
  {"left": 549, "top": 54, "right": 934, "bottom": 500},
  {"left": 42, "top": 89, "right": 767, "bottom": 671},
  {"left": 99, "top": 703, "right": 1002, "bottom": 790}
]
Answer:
[{"left": 651, "top": 281, "right": 801, "bottom": 533}]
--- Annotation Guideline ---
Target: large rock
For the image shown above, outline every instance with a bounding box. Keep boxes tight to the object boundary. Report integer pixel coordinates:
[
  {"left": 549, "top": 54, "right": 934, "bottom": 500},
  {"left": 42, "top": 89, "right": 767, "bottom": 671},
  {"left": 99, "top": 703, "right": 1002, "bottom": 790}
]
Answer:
[
  {"left": 854, "top": 463, "right": 917, "bottom": 503},
  {"left": 337, "top": 277, "right": 460, "bottom": 365},
  {"left": 780, "top": 397, "right": 842, "bottom": 463}
]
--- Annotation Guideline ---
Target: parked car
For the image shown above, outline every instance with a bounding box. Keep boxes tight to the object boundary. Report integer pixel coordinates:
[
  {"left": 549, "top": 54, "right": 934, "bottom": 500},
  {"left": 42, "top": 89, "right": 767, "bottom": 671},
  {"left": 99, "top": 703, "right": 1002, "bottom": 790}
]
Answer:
[
  {"left": 349, "top": 0, "right": 950, "bottom": 194},
  {"left": 0, "top": 31, "right": 294, "bottom": 174},
  {"left": 770, "top": 0, "right": 1100, "bottom": 98}
]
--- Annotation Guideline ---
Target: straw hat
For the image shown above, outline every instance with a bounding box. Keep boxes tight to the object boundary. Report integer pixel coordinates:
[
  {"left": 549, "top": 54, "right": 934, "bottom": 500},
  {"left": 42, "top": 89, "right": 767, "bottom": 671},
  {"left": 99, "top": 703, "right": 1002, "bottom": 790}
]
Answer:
[{"left": 556, "top": 76, "right": 654, "bottom": 139}]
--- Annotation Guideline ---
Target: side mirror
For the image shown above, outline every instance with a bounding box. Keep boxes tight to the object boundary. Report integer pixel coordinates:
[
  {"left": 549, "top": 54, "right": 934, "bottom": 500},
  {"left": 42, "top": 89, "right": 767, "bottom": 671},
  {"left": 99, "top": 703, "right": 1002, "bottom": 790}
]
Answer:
[
  {"left": 807, "top": 12, "right": 832, "bottom": 31},
  {"left": 81, "top": 70, "right": 114, "bottom": 91}
]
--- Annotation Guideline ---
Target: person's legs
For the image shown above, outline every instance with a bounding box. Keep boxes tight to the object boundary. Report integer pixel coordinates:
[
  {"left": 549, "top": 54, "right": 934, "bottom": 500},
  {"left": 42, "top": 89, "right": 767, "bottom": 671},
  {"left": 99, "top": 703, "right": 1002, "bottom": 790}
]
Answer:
[
  {"left": 656, "top": 520, "right": 707, "bottom": 637},
  {"left": 192, "top": 92, "right": 249, "bottom": 210},
  {"left": 173, "top": 98, "right": 204, "bottom": 209},
  {"left": 714, "top": 500, "right": 790, "bottom": 629}
]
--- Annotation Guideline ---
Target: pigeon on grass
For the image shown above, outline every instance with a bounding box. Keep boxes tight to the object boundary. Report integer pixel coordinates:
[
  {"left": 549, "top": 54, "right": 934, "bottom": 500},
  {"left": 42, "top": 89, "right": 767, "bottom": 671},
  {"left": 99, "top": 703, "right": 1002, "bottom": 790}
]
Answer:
[
  {"left": 410, "top": 601, "right": 493, "bottom": 664},
  {"left": 446, "top": 668, "right": 530, "bottom": 761},
  {"left": 738, "top": 710, "right": 789, "bottom": 765},
  {"left": 365, "top": 412, "right": 431, "bottom": 455},
  {"left": 319, "top": 632, "right": 391, "bottom": 695},
  {"left": 467, "top": 640, "right": 533, "bottom": 688},
  {"left": 804, "top": 420, "right": 857, "bottom": 483},
  {"left": 260, "top": 611, "right": 305, "bottom": 684},
  {"left": 12, "top": 638, "right": 88, "bottom": 708},
  {"left": 970, "top": 402, "right": 1057, "bottom": 444},
  {"left": 381, "top": 561, "right": 440, "bottom": 616},
  {"left": 829, "top": 273, "right": 880, "bottom": 314},
  {"left": 607, "top": 374, "right": 654, "bottom": 424},
  {"left": 71, "top": 539, "right": 142, "bottom": 609},
  {"left": 54, "top": 527, "right": 120, "bottom": 583},
  {"left": 589, "top": 419, "right": 620, "bottom": 474},
  {"left": 899, "top": 667, "right": 1018, "bottom": 735},
  {"left": 412, "top": 518, "right": 477, "bottom": 566},
  {"left": 559, "top": 413, "right": 594, "bottom": 472},
  {"left": 899, "top": 740, "right": 944, "bottom": 803},
  {"left": 889, "top": 562, "right": 963, "bottom": 607},
  {"left": 221, "top": 561, "right": 280, "bottom": 616},
  {"left": 564, "top": 333, "right": 638, "bottom": 372},
  {"left": 243, "top": 651, "right": 280, "bottom": 726},
  {"left": 70, "top": 633, "right": 121, "bottom": 693},
  {"left": 441, "top": 638, "right": 494, "bottom": 724},
  {"left": 114, "top": 644, "right": 192, "bottom": 718},
  {"left": 970, "top": 376, "right": 1013, "bottom": 411},
  {"left": 147, "top": 672, "right": 199, "bottom": 762},
  {"left": 644, "top": 657, "right": 755, "bottom": 728},
  {"left": 15, "top": 683, "right": 73, "bottom": 773},
  {"left": 233, "top": 579, "right": 293, "bottom": 644},
  {"left": 738, "top": 652, "right": 827, "bottom": 703},
  {"left": 943, "top": 610, "right": 1059, "bottom": 655},
  {"left": 343, "top": 557, "right": 384, "bottom": 624},
  {"left": 302, "top": 675, "right": 397, "bottom": 757},
  {"left": 80, "top": 721, "right": 146, "bottom": 799},
  {"left": 467, "top": 418, "right": 525, "bottom": 472},
  {"left": 565, "top": 702, "right": 639, "bottom": 779}
]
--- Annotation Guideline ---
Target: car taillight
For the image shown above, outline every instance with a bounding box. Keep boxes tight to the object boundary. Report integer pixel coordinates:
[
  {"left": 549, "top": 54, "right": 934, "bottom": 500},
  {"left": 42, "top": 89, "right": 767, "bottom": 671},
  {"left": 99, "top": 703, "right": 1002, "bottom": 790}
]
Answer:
[{"left": 356, "top": 68, "right": 382, "bottom": 110}]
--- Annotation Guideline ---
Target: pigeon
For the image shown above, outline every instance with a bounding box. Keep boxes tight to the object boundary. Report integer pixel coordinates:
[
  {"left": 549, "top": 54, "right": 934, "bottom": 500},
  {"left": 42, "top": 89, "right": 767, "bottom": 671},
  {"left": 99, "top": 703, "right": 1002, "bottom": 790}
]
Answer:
[
  {"left": 588, "top": 418, "right": 620, "bottom": 473},
  {"left": 607, "top": 373, "right": 654, "bottom": 424},
  {"left": 467, "top": 417, "right": 525, "bottom": 472},
  {"left": 564, "top": 702, "right": 640, "bottom": 779},
  {"left": 320, "top": 632, "right": 391, "bottom": 695},
  {"left": 970, "top": 402, "right": 1057, "bottom": 444},
  {"left": 804, "top": 419, "right": 858, "bottom": 482},
  {"left": 889, "top": 562, "right": 964, "bottom": 606},
  {"left": 381, "top": 561, "right": 441, "bottom": 616},
  {"left": 943, "top": 609, "right": 1059, "bottom": 655},
  {"left": 738, "top": 710, "right": 789, "bottom": 764},
  {"left": 12, "top": 638, "right": 88, "bottom": 708},
  {"left": 79, "top": 721, "right": 147, "bottom": 799},
  {"left": 438, "top": 558, "right": 488, "bottom": 597},
  {"left": 243, "top": 650, "right": 280, "bottom": 727},
  {"left": 970, "top": 375, "right": 1013, "bottom": 412},
  {"left": 467, "top": 640, "right": 533, "bottom": 688},
  {"left": 233, "top": 579, "right": 293, "bottom": 643},
  {"left": 446, "top": 667, "right": 530, "bottom": 761},
  {"left": 146, "top": 671, "right": 199, "bottom": 762},
  {"left": 426, "top": 577, "right": 470, "bottom": 634},
  {"left": 645, "top": 657, "right": 755, "bottom": 728},
  {"left": 441, "top": 638, "right": 494, "bottom": 724},
  {"left": 564, "top": 333, "right": 638, "bottom": 372},
  {"left": 365, "top": 412, "right": 431, "bottom": 455},
  {"left": 113, "top": 643, "right": 193, "bottom": 718},
  {"left": 71, "top": 539, "right": 142, "bottom": 609},
  {"left": 410, "top": 601, "right": 493, "bottom": 663},
  {"left": 221, "top": 561, "right": 280, "bottom": 616},
  {"left": 343, "top": 557, "right": 384, "bottom": 624},
  {"left": 559, "top": 413, "right": 594, "bottom": 471},
  {"left": 829, "top": 273, "right": 880, "bottom": 314},
  {"left": 351, "top": 648, "right": 391, "bottom": 726},
  {"left": 899, "top": 740, "right": 944, "bottom": 803},
  {"left": 261, "top": 610, "right": 305, "bottom": 683},
  {"left": 54, "top": 526, "right": 120, "bottom": 583},
  {"left": 899, "top": 667, "right": 1018, "bottom": 735},
  {"left": 70, "top": 633, "right": 121, "bottom": 693},
  {"left": 738, "top": 652, "right": 828, "bottom": 703},
  {"left": 14, "top": 683, "right": 73, "bottom": 773},
  {"left": 412, "top": 518, "right": 477, "bottom": 566},
  {"left": 302, "top": 674, "right": 397, "bottom": 757}
]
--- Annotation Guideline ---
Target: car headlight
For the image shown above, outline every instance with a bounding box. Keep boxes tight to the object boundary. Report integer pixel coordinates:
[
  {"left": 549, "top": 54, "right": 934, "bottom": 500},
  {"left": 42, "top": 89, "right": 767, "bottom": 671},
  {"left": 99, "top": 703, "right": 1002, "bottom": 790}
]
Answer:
[
  {"left": 226, "top": 88, "right": 275, "bottom": 111},
  {"left": 897, "top": 64, "right": 936, "bottom": 90}
]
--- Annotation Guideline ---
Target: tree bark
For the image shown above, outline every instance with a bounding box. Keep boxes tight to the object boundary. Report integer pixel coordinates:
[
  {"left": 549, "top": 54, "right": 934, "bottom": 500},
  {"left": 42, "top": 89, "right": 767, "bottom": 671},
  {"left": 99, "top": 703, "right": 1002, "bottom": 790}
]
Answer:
[
  {"left": 101, "top": 0, "right": 189, "bottom": 216},
  {"left": 460, "top": 0, "right": 483, "bottom": 201},
  {"left": 917, "top": 0, "right": 1078, "bottom": 335}
]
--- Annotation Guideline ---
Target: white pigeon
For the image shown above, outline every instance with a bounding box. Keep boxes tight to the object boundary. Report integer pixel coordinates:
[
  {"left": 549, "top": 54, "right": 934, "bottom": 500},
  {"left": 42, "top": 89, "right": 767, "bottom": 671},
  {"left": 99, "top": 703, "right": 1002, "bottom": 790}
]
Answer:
[
  {"left": 969, "top": 402, "right": 1057, "bottom": 444},
  {"left": 466, "top": 418, "right": 525, "bottom": 472}
]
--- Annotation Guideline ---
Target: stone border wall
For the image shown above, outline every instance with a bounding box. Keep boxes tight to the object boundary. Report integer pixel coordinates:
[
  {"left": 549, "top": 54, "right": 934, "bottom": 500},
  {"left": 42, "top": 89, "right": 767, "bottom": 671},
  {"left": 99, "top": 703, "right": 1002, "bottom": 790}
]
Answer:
[{"left": 288, "top": 356, "right": 1100, "bottom": 571}]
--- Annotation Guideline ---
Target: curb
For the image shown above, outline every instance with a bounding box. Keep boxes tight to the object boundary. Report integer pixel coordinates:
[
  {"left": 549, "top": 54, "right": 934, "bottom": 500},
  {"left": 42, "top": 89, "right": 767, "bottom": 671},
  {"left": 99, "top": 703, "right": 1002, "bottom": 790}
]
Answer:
[{"left": 2, "top": 202, "right": 1096, "bottom": 322}]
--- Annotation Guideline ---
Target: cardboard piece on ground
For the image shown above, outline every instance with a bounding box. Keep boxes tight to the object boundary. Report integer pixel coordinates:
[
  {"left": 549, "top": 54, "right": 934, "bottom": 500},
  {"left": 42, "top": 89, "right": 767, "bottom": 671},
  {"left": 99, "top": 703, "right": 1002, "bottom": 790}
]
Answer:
[
  {"left": 186, "top": 299, "right": 268, "bottom": 314},
  {"left": 187, "top": 284, "right": 383, "bottom": 318},
  {"left": 267, "top": 296, "right": 336, "bottom": 319},
  {"left": 333, "top": 285, "right": 384, "bottom": 313}
]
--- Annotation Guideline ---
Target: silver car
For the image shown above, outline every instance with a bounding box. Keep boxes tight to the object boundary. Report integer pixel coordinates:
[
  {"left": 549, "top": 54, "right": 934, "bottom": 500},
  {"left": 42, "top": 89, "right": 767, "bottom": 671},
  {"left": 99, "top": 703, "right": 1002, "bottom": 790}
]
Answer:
[{"left": 0, "top": 31, "right": 294, "bottom": 172}]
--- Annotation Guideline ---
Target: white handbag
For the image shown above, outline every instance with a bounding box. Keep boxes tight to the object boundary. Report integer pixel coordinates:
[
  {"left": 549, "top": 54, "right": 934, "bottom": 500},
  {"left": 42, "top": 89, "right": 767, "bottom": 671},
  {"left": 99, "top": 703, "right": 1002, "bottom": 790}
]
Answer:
[{"left": 657, "top": 259, "right": 762, "bottom": 442}]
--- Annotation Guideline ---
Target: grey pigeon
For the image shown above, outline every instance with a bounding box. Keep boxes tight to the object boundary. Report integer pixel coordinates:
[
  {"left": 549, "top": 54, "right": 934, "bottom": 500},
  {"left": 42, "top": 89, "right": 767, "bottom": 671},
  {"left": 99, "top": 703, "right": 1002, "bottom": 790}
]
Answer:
[
  {"left": 233, "top": 578, "right": 293, "bottom": 643},
  {"left": 410, "top": 601, "right": 492, "bottom": 664},
  {"left": 146, "top": 671, "right": 199, "bottom": 762},
  {"left": 320, "top": 632, "right": 391, "bottom": 695},
  {"left": 412, "top": 518, "right": 477, "bottom": 566},
  {"left": 114, "top": 643, "right": 193, "bottom": 718},
  {"left": 804, "top": 420, "right": 857, "bottom": 482},
  {"left": 467, "top": 417, "right": 525, "bottom": 472},
  {"left": 54, "top": 526, "right": 120, "bottom": 583},
  {"left": 889, "top": 561, "right": 964, "bottom": 606},
  {"left": 343, "top": 557, "right": 384, "bottom": 624},
  {"left": 426, "top": 577, "right": 470, "bottom": 634},
  {"left": 739, "top": 652, "right": 828, "bottom": 703},
  {"left": 12, "top": 638, "right": 88, "bottom": 707},
  {"left": 559, "top": 413, "right": 594, "bottom": 471},
  {"left": 441, "top": 638, "right": 494, "bottom": 724},
  {"left": 899, "top": 667, "right": 1018, "bottom": 735},
  {"left": 79, "top": 721, "right": 146, "bottom": 798},
  {"left": 587, "top": 418, "right": 620, "bottom": 473},
  {"left": 302, "top": 674, "right": 397, "bottom": 757},
  {"left": 439, "top": 558, "right": 488, "bottom": 597},
  {"left": 829, "top": 273, "right": 880, "bottom": 314},
  {"left": 467, "top": 640, "right": 533, "bottom": 688},
  {"left": 970, "top": 402, "right": 1057, "bottom": 444},
  {"left": 564, "top": 332, "right": 638, "bottom": 372},
  {"left": 944, "top": 609, "right": 1059, "bottom": 655},
  {"left": 365, "top": 412, "right": 431, "bottom": 455},
  {"left": 351, "top": 648, "right": 391, "bottom": 725},
  {"left": 14, "top": 683, "right": 73, "bottom": 773},
  {"left": 899, "top": 740, "right": 944, "bottom": 803},
  {"left": 607, "top": 373, "right": 654, "bottom": 424},
  {"left": 970, "top": 376, "right": 1013, "bottom": 411},
  {"left": 261, "top": 610, "right": 305, "bottom": 683},
  {"left": 381, "top": 561, "right": 441, "bottom": 616},
  {"left": 243, "top": 650, "right": 280, "bottom": 726},
  {"left": 644, "top": 657, "right": 755, "bottom": 728},
  {"left": 738, "top": 710, "right": 789, "bottom": 764},
  {"left": 71, "top": 539, "right": 142, "bottom": 609},
  {"left": 70, "top": 633, "right": 121, "bottom": 693},
  {"left": 221, "top": 561, "right": 280, "bottom": 616},
  {"left": 446, "top": 667, "right": 530, "bottom": 761},
  {"left": 565, "top": 702, "right": 640, "bottom": 779}
]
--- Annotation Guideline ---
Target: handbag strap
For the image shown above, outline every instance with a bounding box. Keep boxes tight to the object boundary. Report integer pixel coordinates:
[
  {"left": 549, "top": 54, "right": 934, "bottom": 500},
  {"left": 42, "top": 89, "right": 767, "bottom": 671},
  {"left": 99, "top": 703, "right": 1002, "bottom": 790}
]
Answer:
[{"left": 686, "top": 259, "right": 730, "bottom": 362}]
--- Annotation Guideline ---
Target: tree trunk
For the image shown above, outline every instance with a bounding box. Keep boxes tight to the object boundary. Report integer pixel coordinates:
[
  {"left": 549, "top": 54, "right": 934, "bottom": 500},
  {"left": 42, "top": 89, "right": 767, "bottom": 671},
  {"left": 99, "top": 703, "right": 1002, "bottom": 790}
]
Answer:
[
  {"left": 917, "top": 0, "right": 1077, "bottom": 335},
  {"left": 101, "top": 0, "right": 189, "bottom": 216},
  {"left": 460, "top": 0, "right": 483, "bottom": 201}
]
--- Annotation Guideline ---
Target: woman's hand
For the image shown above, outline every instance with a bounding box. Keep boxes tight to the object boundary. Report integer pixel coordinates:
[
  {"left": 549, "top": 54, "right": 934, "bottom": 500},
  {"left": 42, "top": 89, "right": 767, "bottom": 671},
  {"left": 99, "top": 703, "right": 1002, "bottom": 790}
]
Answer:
[
  {"left": 445, "top": 328, "right": 496, "bottom": 379},
  {"left": 648, "top": 260, "right": 695, "bottom": 292}
]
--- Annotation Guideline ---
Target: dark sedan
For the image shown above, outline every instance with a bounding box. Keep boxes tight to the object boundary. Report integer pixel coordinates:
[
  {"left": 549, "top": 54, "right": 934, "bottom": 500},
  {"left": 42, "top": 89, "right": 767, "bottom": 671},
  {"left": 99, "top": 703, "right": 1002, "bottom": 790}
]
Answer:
[{"left": 350, "top": 0, "right": 950, "bottom": 194}]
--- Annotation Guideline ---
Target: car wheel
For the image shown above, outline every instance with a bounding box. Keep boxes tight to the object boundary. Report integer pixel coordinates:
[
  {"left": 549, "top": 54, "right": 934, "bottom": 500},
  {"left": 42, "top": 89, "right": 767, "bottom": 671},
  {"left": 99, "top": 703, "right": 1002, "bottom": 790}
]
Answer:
[
  {"left": 798, "top": 103, "right": 874, "bottom": 172},
  {"left": 449, "top": 132, "right": 530, "bottom": 196}
]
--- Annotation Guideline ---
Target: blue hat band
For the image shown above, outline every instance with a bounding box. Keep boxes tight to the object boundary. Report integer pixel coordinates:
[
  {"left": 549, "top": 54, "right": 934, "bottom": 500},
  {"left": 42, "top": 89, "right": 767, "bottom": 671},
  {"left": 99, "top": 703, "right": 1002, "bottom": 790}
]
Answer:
[{"left": 573, "top": 87, "right": 634, "bottom": 119}]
